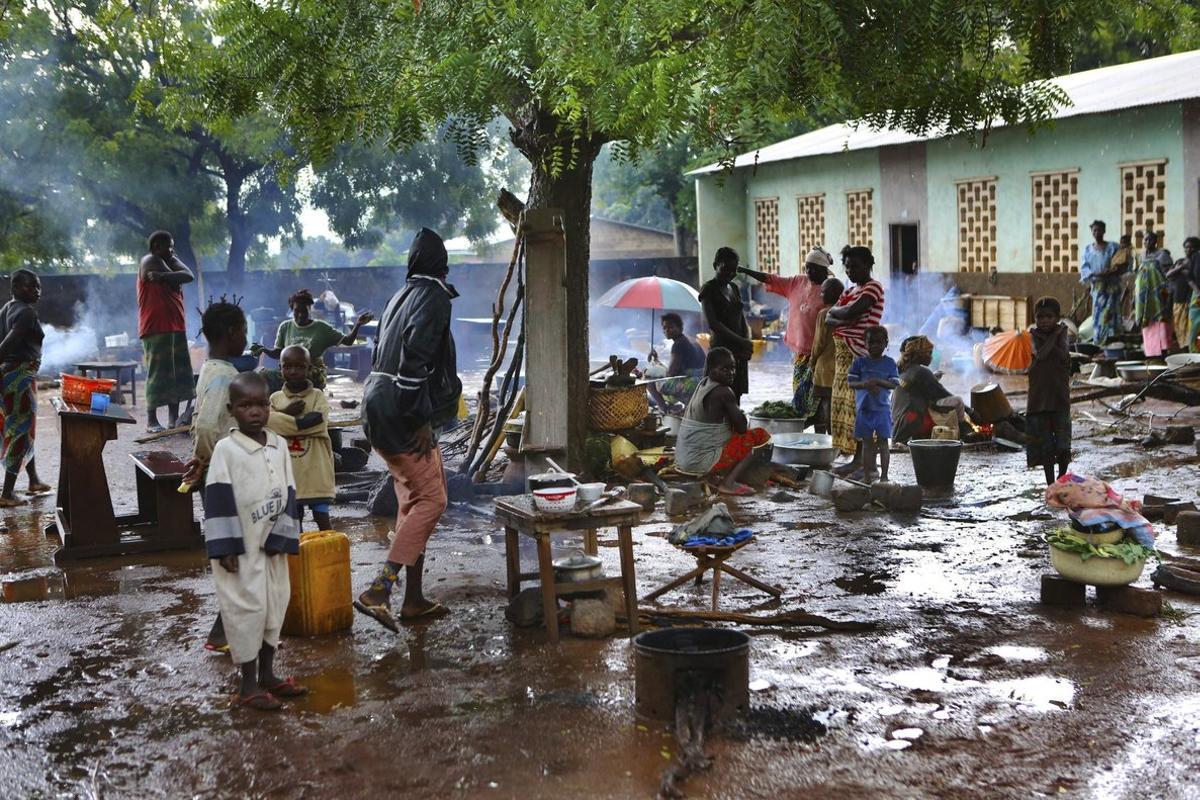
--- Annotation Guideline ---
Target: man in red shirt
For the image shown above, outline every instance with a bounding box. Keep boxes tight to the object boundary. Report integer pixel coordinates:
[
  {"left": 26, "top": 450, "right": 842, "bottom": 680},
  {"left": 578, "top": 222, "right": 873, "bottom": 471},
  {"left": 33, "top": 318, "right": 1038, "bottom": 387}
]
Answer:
[{"left": 138, "top": 230, "right": 196, "bottom": 432}]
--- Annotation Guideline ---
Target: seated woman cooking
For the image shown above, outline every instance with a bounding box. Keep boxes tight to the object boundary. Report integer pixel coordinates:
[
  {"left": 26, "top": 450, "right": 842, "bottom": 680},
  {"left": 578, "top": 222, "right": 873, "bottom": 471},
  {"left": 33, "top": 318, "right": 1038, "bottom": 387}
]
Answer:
[
  {"left": 673, "top": 347, "right": 771, "bottom": 496},
  {"left": 891, "top": 335, "right": 974, "bottom": 444}
]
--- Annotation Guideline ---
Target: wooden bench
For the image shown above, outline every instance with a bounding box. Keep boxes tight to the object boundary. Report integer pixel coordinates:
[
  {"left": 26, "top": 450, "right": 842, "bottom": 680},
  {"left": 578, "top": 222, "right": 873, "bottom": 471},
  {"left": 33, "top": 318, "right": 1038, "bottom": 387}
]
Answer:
[{"left": 113, "top": 451, "right": 202, "bottom": 554}]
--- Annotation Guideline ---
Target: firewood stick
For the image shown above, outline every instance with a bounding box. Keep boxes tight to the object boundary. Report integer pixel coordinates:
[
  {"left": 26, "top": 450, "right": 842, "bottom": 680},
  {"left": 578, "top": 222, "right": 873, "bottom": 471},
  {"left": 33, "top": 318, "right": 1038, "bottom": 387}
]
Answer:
[
  {"left": 622, "top": 607, "right": 875, "bottom": 631},
  {"left": 133, "top": 424, "right": 190, "bottom": 443}
]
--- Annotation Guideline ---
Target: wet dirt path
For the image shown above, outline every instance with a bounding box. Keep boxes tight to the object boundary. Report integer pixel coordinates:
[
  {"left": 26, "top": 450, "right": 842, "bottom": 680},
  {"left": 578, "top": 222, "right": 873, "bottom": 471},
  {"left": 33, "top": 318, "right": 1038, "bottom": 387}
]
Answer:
[{"left": 3, "top": 370, "right": 1200, "bottom": 798}]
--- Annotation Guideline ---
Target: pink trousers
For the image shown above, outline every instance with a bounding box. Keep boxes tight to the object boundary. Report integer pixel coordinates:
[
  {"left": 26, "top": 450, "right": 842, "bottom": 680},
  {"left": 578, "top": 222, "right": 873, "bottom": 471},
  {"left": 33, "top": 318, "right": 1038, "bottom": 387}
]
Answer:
[{"left": 381, "top": 448, "right": 448, "bottom": 566}]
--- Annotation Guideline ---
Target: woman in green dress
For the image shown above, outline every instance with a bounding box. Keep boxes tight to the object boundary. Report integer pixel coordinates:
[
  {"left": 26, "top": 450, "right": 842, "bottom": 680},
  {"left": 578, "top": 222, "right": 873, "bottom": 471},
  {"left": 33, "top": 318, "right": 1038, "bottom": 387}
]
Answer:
[{"left": 253, "top": 289, "right": 373, "bottom": 389}]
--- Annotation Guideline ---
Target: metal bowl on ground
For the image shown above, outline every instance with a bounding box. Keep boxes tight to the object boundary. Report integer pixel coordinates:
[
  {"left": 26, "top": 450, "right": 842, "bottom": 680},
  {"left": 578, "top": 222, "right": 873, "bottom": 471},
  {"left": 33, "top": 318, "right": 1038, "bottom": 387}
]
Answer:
[
  {"left": 770, "top": 433, "right": 837, "bottom": 468},
  {"left": 1049, "top": 546, "right": 1145, "bottom": 586},
  {"left": 748, "top": 415, "right": 808, "bottom": 436},
  {"left": 553, "top": 554, "right": 603, "bottom": 583},
  {"left": 1165, "top": 353, "right": 1200, "bottom": 368},
  {"left": 1116, "top": 362, "right": 1152, "bottom": 382}
]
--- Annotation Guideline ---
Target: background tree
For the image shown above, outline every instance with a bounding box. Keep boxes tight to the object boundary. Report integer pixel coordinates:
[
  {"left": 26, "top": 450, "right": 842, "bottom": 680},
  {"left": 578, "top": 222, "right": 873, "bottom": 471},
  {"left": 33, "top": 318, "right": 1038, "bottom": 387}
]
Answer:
[{"left": 183, "top": 0, "right": 1189, "bottom": 461}]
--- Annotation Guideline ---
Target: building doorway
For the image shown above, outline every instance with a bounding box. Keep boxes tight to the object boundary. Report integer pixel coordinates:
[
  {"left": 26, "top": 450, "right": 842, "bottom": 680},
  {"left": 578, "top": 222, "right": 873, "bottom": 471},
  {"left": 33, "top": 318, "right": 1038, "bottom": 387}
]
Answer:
[{"left": 890, "top": 223, "right": 919, "bottom": 276}]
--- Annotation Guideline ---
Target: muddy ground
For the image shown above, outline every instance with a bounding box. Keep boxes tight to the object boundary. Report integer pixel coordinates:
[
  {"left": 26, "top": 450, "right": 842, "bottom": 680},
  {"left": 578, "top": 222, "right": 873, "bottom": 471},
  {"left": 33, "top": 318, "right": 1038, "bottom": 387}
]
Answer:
[{"left": 2, "top": 364, "right": 1200, "bottom": 799}]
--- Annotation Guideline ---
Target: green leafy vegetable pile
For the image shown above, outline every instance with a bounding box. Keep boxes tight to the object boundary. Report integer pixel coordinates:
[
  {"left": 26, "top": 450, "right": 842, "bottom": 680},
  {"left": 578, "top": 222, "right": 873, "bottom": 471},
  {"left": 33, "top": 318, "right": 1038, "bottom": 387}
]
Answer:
[
  {"left": 750, "top": 401, "right": 798, "bottom": 419},
  {"left": 1047, "top": 528, "right": 1158, "bottom": 565}
]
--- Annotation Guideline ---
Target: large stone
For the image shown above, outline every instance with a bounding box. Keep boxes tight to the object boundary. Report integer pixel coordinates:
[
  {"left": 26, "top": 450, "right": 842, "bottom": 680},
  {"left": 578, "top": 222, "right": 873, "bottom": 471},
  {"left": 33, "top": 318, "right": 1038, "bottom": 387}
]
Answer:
[
  {"left": 888, "top": 485, "right": 925, "bottom": 513},
  {"left": 1039, "top": 574, "right": 1086, "bottom": 607},
  {"left": 504, "top": 588, "right": 545, "bottom": 628},
  {"left": 665, "top": 483, "right": 707, "bottom": 517},
  {"left": 870, "top": 481, "right": 898, "bottom": 506},
  {"left": 628, "top": 483, "right": 657, "bottom": 512},
  {"left": 1177, "top": 511, "right": 1200, "bottom": 546},
  {"left": 1095, "top": 585, "right": 1164, "bottom": 618},
  {"left": 831, "top": 485, "right": 870, "bottom": 513},
  {"left": 1164, "top": 425, "right": 1195, "bottom": 445},
  {"left": 1163, "top": 502, "right": 1197, "bottom": 526},
  {"left": 366, "top": 475, "right": 398, "bottom": 517},
  {"left": 570, "top": 598, "right": 616, "bottom": 638}
]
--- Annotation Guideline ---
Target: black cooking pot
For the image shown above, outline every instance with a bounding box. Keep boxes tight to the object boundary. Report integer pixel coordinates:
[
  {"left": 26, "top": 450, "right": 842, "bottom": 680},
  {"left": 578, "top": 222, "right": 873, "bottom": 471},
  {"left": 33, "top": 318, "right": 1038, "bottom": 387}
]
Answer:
[{"left": 528, "top": 472, "right": 576, "bottom": 492}]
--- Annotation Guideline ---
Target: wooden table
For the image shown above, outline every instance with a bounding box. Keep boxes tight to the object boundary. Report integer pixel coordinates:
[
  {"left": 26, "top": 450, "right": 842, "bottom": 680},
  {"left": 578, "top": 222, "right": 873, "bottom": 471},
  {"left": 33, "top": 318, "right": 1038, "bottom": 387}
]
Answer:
[
  {"left": 494, "top": 495, "right": 643, "bottom": 643},
  {"left": 642, "top": 537, "right": 782, "bottom": 611},
  {"left": 323, "top": 344, "right": 372, "bottom": 382},
  {"left": 73, "top": 360, "right": 140, "bottom": 406},
  {"left": 46, "top": 399, "right": 199, "bottom": 562}
]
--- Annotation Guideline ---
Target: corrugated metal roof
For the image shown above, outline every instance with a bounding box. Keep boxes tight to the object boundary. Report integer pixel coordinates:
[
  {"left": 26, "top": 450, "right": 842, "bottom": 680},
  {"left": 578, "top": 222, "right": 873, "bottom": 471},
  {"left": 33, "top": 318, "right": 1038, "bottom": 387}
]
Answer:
[{"left": 689, "top": 49, "right": 1200, "bottom": 175}]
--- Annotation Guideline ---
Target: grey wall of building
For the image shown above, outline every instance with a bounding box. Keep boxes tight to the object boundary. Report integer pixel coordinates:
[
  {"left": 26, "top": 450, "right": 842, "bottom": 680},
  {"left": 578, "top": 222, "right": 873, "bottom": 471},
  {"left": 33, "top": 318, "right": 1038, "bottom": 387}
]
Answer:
[{"left": 878, "top": 142, "right": 930, "bottom": 273}]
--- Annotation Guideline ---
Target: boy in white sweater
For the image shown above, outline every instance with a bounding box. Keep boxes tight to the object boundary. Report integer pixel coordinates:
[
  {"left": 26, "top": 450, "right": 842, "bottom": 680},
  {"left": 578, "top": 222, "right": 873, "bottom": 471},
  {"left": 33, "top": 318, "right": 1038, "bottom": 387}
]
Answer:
[{"left": 204, "top": 372, "right": 306, "bottom": 710}]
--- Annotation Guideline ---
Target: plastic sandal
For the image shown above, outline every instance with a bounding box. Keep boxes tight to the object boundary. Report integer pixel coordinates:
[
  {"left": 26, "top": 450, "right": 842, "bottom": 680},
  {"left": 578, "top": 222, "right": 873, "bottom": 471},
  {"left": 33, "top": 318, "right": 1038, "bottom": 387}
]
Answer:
[
  {"left": 262, "top": 677, "right": 309, "bottom": 698},
  {"left": 400, "top": 602, "right": 450, "bottom": 623},
  {"left": 237, "top": 690, "right": 282, "bottom": 711},
  {"left": 353, "top": 599, "right": 399, "bottom": 632}
]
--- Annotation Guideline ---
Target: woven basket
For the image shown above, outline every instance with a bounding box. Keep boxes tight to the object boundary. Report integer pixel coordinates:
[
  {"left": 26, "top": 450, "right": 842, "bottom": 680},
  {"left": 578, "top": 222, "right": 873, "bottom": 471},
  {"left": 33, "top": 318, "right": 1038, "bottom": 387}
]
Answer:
[{"left": 588, "top": 385, "right": 649, "bottom": 432}]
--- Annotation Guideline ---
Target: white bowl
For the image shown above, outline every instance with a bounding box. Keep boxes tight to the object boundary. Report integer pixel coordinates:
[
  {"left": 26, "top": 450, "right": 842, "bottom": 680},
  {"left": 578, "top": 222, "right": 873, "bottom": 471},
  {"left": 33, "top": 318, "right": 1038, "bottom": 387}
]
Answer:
[
  {"left": 533, "top": 486, "right": 578, "bottom": 514},
  {"left": 1165, "top": 353, "right": 1200, "bottom": 368},
  {"left": 1049, "top": 545, "right": 1145, "bottom": 586},
  {"left": 576, "top": 482, "right": 606, "bottom": 503}
]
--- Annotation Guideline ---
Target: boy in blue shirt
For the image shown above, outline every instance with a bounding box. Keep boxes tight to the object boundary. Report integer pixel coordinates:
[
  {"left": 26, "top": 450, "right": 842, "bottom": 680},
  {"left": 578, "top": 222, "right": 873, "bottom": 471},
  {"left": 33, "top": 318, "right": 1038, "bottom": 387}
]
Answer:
[{"left": 847, "top": 325, "right": 899, "bottom": 483}]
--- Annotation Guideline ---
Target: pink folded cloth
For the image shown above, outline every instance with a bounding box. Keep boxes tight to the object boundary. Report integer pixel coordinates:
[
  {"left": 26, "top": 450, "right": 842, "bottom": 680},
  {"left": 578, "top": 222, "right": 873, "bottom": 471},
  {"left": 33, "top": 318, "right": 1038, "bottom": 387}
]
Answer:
[{"left": 1045, "top": 472, "right": 1155, "bottom": 546}]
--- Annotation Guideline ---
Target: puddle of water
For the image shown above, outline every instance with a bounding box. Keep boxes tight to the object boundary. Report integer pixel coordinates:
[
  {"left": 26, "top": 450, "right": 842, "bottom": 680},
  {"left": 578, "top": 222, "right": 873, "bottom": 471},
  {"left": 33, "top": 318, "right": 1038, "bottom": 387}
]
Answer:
[
  {"left": 2, "top": 575, "right": 50, "bottom": 603},
  {"left": 989, "top": 675, "right": 1074, "bottom": 711},
  {"left": 985, "top": 645, "right": 1048, "bottom": 662},
  {"left": 882, "top": 668, "right": 954, "bottom": 693},
  {"left": 0, "top": 710, "right": 20, "bottom": 727},
  {"left": 298, "top": 667, "right": 358, "bottom": 714},
  {"left": 891, "top": 727, "right": 924, "bottom": 740},
  {"left": 833, "top": 569, "right": 893, "bottom": 595}
]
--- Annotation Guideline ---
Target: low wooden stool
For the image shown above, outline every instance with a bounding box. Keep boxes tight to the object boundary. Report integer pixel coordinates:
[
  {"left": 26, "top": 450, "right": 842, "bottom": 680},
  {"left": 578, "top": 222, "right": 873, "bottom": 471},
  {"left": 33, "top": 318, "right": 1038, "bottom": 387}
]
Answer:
[
  {"left": 494, "top": 494, "right": 643, "bottom": 644},
  {"left": 643, "top": 537, "right": 782, "bottom": 611}
]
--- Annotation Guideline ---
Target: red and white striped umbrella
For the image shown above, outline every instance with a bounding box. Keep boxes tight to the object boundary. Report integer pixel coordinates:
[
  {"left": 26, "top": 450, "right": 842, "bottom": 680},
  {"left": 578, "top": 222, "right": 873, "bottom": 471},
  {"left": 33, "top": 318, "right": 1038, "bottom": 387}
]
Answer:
[
  {"left": 595, "top": 276, "right": 702, "bottom": 312},
  {"left": 595, "top": 277, "right": 703, "bottom": 353}
]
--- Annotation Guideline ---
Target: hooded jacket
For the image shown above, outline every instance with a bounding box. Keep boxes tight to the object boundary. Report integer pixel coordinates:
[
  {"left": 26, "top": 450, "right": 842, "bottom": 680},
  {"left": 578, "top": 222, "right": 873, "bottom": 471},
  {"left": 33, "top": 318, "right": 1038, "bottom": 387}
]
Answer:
[{"left": 363, "top": 228, "right": 463, "bottom": 455}]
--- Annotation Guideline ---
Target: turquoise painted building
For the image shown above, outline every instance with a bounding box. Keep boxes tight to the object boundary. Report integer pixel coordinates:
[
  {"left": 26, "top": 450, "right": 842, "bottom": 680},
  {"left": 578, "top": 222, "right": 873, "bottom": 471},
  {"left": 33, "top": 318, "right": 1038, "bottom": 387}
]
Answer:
[{"left": 691, "top": 51, "right": 1200, "bottom": 305}]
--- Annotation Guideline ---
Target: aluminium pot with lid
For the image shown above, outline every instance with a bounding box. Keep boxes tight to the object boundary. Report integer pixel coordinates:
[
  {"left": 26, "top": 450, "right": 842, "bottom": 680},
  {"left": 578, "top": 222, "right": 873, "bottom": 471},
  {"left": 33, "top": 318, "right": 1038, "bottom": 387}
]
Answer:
[
  {"left": 552, "top": 554, "right": 604, "bottom": 583},
  {"left": 528, "top": 471, "right": 576, "bottom": 491}
]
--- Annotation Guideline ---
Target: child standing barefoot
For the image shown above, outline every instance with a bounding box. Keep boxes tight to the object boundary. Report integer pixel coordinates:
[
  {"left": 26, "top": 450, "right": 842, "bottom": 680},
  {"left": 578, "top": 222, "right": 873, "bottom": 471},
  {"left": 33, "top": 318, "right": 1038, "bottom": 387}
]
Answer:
[
  {"left": 268, "top": 345, "right": 335, "bottom": 531},
  {"left": 204, "top": 372, "right": 307, "bottom": 710},
  {"left": 1026, "top": 297, "right": 1072, "bottom": 484},
  {"left": 847, "top": 326, "right": 899, "bottom": 483},
  {"left": 808, "top": 277, "right": 844, "bottom": 434}
]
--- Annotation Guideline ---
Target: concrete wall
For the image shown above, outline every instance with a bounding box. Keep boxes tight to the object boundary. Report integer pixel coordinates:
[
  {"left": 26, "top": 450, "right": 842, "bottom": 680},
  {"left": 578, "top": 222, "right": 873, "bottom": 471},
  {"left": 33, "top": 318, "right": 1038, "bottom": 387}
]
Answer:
[
  {"left": 738, "top": 149, "right": 881, "bottom": 280},
  {"left": 926, "top": 103, "right": 1187, "bottom": 272},
  {"left": 878, "top": 142, "right": 929, "bottom": 273},
  {"left": 1184, "top": 99, "right": 1200, "bottom": 238},
  {"left": 695, "top": 171, "right": 748, "bottom": 283},
  {"left": 6, "top": 257, "right": 698, "bottom": 344}
]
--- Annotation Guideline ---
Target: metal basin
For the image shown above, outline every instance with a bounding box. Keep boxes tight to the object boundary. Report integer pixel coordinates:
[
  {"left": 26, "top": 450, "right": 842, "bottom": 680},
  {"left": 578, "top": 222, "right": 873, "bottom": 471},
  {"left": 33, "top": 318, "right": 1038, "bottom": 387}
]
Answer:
[
  {"left": 770, "top": 433, "right": 837, "bottom": 468},
  {"left": 633, "top": 628, "right": 750, "bottom": 723}
]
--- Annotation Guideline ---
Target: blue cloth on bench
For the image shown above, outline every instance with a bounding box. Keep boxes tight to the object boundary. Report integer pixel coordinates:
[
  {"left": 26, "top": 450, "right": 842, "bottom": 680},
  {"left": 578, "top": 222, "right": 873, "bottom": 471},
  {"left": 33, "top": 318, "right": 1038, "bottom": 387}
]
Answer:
[{"left": 682, "top": 529, "right": 754, "bottom": 549}]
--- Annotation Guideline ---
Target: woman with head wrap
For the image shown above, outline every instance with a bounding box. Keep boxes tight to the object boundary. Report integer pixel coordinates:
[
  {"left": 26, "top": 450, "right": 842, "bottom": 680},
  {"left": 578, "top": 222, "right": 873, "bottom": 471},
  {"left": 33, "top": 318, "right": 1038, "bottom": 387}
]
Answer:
[
  {"left": 827, "top": 246, "right": 884, "bottom": 473},
  {"left": 890, "top": 335, "right": 973, "bottom": 444},
  {"left": 739, "top": 246, "right": 834, "bottom": 421}
]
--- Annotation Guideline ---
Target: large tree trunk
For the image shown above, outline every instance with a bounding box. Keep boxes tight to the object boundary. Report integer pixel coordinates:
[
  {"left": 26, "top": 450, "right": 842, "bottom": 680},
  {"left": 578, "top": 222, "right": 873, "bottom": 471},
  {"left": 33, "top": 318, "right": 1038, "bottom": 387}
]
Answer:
[
  {"left": 513, "top": 110, "right": 604, "bottom": 468},
  {"left": 173, "top": 218, "right": 200, "bottom": 274}
]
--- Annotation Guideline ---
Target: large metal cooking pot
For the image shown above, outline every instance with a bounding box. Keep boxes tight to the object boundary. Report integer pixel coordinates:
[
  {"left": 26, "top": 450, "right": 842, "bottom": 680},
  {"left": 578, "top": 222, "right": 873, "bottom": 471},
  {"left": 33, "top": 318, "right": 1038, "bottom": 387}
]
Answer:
[
  {"left": 970, "top": 383, "right": 1014, "bottom": 424},
  {"left": 552, "top": 554, "right": 603, "bottom": 583},
  {"left": 633, "top": 628, "right": 750, "bottom": 723}
]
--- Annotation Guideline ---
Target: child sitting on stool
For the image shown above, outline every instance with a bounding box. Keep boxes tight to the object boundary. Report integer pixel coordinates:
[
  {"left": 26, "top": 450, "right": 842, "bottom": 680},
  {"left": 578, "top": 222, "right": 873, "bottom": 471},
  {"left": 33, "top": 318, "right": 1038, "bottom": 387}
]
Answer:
[
  {"left": 847, "top": 325, "right": 899, "bottom": 483},
  {"left": 267, "top": 345, "right": 335, "bottom": 531},
  {"left": 204, "top": 371, "right": 307, "bottom": 711}
]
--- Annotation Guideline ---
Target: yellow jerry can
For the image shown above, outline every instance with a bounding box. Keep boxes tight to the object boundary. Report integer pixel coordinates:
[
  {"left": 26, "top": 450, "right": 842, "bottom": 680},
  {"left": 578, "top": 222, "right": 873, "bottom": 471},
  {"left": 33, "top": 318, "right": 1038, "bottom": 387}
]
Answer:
[{"left": 283, "top": 530, "right": 354, "bottom": 636}]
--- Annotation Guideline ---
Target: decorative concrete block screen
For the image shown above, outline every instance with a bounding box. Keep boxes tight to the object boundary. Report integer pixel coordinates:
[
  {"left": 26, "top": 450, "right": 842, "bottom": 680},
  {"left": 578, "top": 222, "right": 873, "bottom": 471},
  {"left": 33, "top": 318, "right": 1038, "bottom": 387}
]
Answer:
[
  {"left": 1031, "top": 170, "right": 1079, "bottom": 273},
  {"left": 796, "top": 194, "right": 826, "bottom": 261},
  {"left": 1120, "top": 160, "right": 1167, "bottom": 248},
  {"left": 956, "top": 177, "right": 997, "bottom": 272},
  {"left": 754, "top": 197, "right": 780, "bottom": 274},
  {"left": 846, "top": 190, "right": 874, "bottom": 251}
]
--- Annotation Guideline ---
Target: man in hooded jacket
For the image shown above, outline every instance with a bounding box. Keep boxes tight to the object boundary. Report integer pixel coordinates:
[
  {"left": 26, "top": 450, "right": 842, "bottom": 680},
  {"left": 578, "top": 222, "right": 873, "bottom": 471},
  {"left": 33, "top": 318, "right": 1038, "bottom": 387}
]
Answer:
[{"left": 354, "top": 228, "right": 462, "bottom": 630}]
